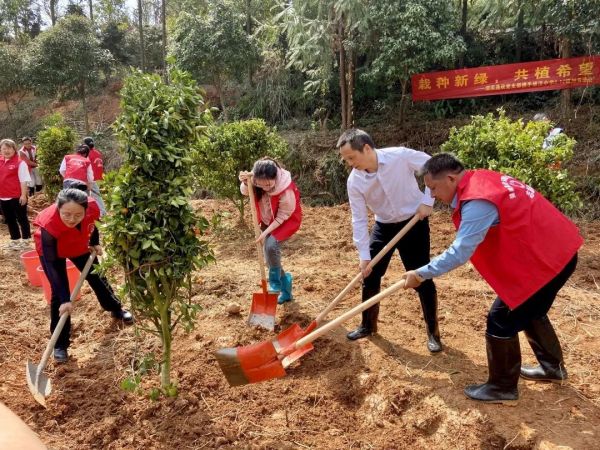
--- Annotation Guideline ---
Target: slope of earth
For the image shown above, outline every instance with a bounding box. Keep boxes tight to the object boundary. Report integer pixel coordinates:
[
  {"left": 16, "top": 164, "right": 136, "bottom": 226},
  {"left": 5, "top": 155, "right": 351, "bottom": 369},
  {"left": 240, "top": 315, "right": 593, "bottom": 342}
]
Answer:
[{"left": 0, "top": 198, "right": 599, "bottom": 449}]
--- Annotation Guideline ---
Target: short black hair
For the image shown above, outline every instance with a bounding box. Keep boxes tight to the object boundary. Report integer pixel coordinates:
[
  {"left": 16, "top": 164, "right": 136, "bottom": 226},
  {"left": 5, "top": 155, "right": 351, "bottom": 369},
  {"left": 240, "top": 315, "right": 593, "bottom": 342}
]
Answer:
[
  {"left": 336, "top": 129, "right": 375, "bottom": 152},
  {"left": 21, "top": 136, "right": 32, "bottom": 142},
  {"left": 57, "top": 188, "right": 89, "bottom": 209},
  {"left": 83, "top": 137, "right": 94, "bottom": 148},
  {"left": 76, "top": 144, "right": 90, "bottom": 157},
  {"left": 420, "top": 153, "right": 465, "bottom": 178}
]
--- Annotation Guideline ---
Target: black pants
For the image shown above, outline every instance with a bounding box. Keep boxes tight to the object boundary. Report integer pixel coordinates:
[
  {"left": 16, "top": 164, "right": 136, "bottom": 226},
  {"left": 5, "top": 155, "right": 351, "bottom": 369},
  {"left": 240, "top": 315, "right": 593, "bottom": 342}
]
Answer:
[
  {"left": 487, "top": 254, "right": 578, "bottom": 337},
  {"left": 364, "top": 218, "right": 437, "bottom": 306},
  {"left": 41, "top": 252, "right": 123, "bottom": 350},
  {"left": 0, "top": 198, "right": 30, "bottom": 240}
]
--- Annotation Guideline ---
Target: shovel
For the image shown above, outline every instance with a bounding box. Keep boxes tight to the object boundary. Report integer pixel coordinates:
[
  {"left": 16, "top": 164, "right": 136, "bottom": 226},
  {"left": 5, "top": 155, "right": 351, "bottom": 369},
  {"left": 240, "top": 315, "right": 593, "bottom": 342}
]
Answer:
[
  {"left": 262, "top": 215, "right": 421, "bottom": 367},
  {"left": 246, "top": 175, "right": 278, "bottom": 331},
  {"left": 26, "top": 252, "right": 95, "bottom": 407},
  {"left": 216, "top": 278, "right": 407, "bottom": 386}
]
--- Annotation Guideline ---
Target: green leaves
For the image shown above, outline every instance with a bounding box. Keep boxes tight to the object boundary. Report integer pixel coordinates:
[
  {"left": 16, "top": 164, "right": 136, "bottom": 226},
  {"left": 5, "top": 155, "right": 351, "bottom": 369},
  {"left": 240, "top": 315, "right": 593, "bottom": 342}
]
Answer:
[{"left": 441, "top": 109, "right": 581, "bottom": 214}]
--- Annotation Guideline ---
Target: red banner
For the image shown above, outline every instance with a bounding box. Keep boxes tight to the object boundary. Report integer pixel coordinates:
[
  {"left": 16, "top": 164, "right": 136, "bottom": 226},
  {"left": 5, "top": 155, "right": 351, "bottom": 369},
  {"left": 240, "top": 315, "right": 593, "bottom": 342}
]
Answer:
[{"left": 411, "top": 56, "right": 600, "bottom": 101}]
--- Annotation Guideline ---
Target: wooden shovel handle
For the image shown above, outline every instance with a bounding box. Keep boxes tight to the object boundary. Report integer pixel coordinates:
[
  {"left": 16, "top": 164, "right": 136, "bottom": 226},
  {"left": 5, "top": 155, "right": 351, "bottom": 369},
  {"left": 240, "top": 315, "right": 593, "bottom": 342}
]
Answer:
[
  {"left": 35, "top": 252, "right": 96, "bottom": 378},
  {"left": 315, "top": 215, "right": 420, "bottom": 324},
  {"left": 246, "top": 175, "right": 268, "bottom": 285},
  {"left": 283, "top": 279, "right": 407, "bottom": 354}
]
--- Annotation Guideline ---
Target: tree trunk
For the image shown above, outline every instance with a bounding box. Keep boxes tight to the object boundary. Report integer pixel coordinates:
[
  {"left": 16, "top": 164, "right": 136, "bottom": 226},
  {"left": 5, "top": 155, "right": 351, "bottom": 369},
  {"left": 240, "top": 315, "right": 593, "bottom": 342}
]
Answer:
[
  {"left": 399, "top": 79, "right": 408, "bottom": 126},
  {"left": 81, "top": 82, "right": 90, "bottom": 135},
  {"left": 216, "top": 78, "right": 228, "bottom": 121},
  {"left": 559, "top": 37, "right": 571, "bottom": 119},
  {"left": 161, "top": 0, "right": 167, "bottom": 77},
  {"left": 50, "top": 0, "right": 57, "bottom": 26},
  {"left": 458, "top": 0, "right": 467, "bottom": 67},
  {"left": 137, "top": 0, "right": 146, "bottom": 71},
  {"left": 246, "top": 0, "right": 253, "bottom": 86},
  {"left": 159, "top": 304, "right": 172, "bottom": 388},
  {"left": 516, "top": 1, "right": 524, "bottom": 62},
  {"left": 88, "top": 0, "right": 94, "bottom": 25},
  {"left": 338, "top": 19, "right": 348, "bottom": 130},
  {"left": 346, "top": 50, "right": 355, "bottom": 128}
]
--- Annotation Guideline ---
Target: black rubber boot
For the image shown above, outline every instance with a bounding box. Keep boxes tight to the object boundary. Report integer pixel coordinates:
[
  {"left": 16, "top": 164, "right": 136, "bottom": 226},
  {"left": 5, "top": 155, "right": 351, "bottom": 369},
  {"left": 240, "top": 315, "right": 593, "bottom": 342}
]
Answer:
[
  {"left": 347, "top": 287, "right": 380, "bottom": 341},
  {"left": 464, "top": 334, "right": 521, "bottom": 406},
  {"left": 418, "top": 283, "right": 442, "bottom": 353},
  {"left": 521, "top": 315, "right": 567, "bottom": 383}
]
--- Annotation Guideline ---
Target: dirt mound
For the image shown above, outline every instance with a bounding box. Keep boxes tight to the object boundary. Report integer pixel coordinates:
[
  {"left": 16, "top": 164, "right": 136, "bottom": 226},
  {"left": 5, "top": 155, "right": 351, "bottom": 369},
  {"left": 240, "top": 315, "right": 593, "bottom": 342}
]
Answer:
[{"left": 1, "top": 199, "right": 599, "bottom": 449}]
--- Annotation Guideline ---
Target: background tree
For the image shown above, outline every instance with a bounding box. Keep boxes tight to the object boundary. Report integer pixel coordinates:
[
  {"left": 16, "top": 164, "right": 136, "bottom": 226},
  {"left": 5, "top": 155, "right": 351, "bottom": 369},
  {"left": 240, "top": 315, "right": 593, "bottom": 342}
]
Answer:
[
  {"left": 171, "top": 4, "right": 258, "bottom": 119},
  {"left": 103, "top": 68, "right": 214, "bottom": 392},
  {"left": 366, "top": 0, "right": 465, "bottom": 124},
  {"left": 24, "top": 15, "right": 112, "bottom": 134},
  {"left": 0, "top": 43, "right": 27, "bottom": 136}
]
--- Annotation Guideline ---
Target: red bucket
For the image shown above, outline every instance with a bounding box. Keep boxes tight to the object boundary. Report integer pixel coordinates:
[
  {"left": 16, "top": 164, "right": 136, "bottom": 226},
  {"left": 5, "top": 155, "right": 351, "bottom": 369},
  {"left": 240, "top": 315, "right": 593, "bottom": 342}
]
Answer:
[
  {"left": 37, "top": 261, "right": 82, "bottom": 305},
  {"left": 20, "top": 250, "right": 42, "bottom": 287}
]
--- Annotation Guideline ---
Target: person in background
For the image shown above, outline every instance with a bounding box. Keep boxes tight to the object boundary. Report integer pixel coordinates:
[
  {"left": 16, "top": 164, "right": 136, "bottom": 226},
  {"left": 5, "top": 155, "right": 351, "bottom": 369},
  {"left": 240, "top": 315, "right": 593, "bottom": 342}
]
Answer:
[
  {"left": 336, "top": 129, "right": 442, "bottom": 352},
  {"left": 19, "top": 137, "right": 43, "bottom": 196},
  {"left": 83, "top": 137, "right": 106, "bottom": 216},
  {"left": 59, "top": 144, "right": 93, "bottom": 193},
  {"left": 402, "top": 153, "right": 582, "bottom": 405},
  {"left": 34, "top": 189, "right": 133, "bottom": 363},
  {"left": 0, "top": 138, "right": 32, "bottom": 250},
  {"left": 239, "top": 158, "right": 302, "bottom": 304}
]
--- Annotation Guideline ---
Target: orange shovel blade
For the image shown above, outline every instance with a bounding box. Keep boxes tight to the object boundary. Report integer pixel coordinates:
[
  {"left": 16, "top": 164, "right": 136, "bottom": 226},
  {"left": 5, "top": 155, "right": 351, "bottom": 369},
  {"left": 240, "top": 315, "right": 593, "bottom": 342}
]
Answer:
[{"left": 248, "top": 290, "right": 278, "bottom": 331}]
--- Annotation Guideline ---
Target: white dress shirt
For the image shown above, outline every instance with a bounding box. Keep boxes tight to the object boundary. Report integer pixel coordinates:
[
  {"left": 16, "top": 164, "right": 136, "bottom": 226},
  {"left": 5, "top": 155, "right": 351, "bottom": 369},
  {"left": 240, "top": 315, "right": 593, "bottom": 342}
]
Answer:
[{"left": 347, "top": 147, "right": 434, "bottom": 260}]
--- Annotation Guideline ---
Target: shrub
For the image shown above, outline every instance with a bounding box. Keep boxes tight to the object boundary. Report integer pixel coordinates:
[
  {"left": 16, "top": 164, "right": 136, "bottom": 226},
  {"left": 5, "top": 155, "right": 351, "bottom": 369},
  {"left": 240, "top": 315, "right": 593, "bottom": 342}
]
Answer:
[
  {"left": 441, "top": 109, "right": 581, "bottom": 214},
  {"left": 36, "top": 115, "right": 77, "bottom": 200},
  {"left": 101, "top": 68, "right": 214, "bottom": 394},
  {"left": 193, "top": 119, "right": 288, "bottom": 222}
]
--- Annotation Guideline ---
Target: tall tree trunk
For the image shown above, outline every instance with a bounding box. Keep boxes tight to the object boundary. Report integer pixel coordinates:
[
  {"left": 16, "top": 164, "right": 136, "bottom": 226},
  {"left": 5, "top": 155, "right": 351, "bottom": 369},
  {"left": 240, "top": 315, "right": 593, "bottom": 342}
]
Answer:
[
  {"left": 216, "top": 77, "right": 228, "bottom": 121},
  {"left": 50, "top": 0, "right": 57, "bottom": 26},
  {"left": 399, "top": 79, "right": 408, "bottom": 126},
  {"left": 559, "top": 37, "right": 571, "bottom": 119},
  {"left": 458, "top": 0, "right": 468, "bottom": 67},
  {"left": 516, "top": 1, "right": 524, "bottom": 62},
  {"left": 338, "top": 19, "right": 348, "bottom": 130},
  {"left": 246, "top": 0, "right": 253, "bottom": 86},
  {"left": 88, "top": 0, "right": 94, "bottom": 25},
  {"left": 81, "top": 81, "right": 90, "bottom": 134},
  {"left": 137, "top": 0, "right": 146, "bottom": 71},
  {"left": 346, "top": 50, "right": 355, "bottom": 129},
  {"left": 161, "top": 0, "right": 167, "bottom": 77}
]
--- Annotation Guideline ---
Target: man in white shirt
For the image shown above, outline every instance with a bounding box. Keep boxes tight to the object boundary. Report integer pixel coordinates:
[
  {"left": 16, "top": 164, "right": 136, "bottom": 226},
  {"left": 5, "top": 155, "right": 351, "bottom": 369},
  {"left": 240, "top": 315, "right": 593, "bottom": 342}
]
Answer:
[{"left": 337, "top": 129, "right": 442, "bottom": 352}]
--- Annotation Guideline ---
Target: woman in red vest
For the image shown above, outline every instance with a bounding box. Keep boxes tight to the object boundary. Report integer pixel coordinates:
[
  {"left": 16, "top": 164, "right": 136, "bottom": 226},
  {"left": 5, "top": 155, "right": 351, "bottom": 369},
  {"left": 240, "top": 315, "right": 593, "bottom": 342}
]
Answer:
[
  {"left": 59, "top": 144, "right": 93, "bottom": 193},
  {"left": 239, "top": 158, "right": 302, "bottom": 304},
  {"left": 19, "top": 136, "right": 43, "bottom": 196},
  {"left": 83, "top": 137, "right": 106, "bottom": 216},
  {"left": 34, "top": 189, "right": 133, "bottom": 363},
  {"left": 403, "top": 153, "right": 583, "bottom": 405},
  {"left": 0, "top": 138, "right": 32, "bottom": 250}
]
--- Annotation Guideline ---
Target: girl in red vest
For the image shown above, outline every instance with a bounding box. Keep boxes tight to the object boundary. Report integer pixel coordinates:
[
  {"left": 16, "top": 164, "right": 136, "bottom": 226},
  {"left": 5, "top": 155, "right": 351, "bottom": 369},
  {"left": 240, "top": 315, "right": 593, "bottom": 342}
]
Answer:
[
  {"left": 18, "top": 136, "right": 43, "bottom": 196},
  {"left": 0, "top": 138, "right": 32, "bottom": 250},
  {"left": 83, "top": 137, "right": 106, "bottom": 216},
  {"left": 239, "top": 158, "right": 302, "bottom": 304},
  {"left": 59, "top": 144, "right": 93, "bottom": 193},
  {"left": 34, "top": 189, "right": 133, "bottom": 363}
]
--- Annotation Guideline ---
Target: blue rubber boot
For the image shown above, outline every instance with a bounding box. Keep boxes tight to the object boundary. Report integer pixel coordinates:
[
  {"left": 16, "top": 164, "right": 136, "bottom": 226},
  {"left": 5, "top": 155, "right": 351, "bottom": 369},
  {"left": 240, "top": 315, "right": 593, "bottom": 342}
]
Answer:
[
  {"left": 278, "top": 272, "right": 293, "bottom": 304},
  {"left": 268, "top": 267, "right": 282, "bottom": 293}
]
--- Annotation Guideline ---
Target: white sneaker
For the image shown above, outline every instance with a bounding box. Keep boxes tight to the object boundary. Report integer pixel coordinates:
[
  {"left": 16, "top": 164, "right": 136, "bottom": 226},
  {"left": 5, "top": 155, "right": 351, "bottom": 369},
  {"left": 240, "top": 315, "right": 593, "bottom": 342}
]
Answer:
[
  {"left": 20, "top": 238, "right": 33, "bottom": 248},
  {"left": 3, "top": 240, "right": 21, "bottom": 250}
]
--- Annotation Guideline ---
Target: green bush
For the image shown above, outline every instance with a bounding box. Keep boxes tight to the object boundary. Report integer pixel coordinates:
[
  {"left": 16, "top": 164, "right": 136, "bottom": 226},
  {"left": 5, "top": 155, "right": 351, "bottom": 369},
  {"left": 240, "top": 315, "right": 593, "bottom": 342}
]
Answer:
[
  {"left": 441, "top": 109, "right": 581, "bottom": 214},
  {"left": 193, "top": 119, "right": 288, "bottom": 222},
  {"left": 36, "top": 115, "right": 77, "bottom": 200}
]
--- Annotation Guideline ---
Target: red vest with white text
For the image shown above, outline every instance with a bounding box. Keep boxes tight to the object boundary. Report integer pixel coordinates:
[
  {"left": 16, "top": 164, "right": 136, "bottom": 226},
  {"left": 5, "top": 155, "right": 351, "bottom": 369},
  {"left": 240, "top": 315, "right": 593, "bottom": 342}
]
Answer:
[
  {"left": 64, "top": 154, "right": 90, "bottom": 182},
  {"left": 34, "top": 198, "right": 100, "bottom": 258},
  {"left": 452, "top": 170, "right": 583, "bottom": 309},
  {"left": 0, "top": 154, "right": 23, "bottom": 198},
  {"left": 255, "top": 181, "right": 302, "bottom": 241},
  {"left": 88, "top": 148, "right": 104, "bottom": 181}
]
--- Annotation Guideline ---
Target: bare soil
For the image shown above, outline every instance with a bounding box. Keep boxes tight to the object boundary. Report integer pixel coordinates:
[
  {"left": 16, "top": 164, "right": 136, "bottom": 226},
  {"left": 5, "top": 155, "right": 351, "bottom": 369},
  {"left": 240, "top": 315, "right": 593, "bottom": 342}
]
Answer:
[{"left": 1, "top": 197, "right": 599, "bottom": 449}]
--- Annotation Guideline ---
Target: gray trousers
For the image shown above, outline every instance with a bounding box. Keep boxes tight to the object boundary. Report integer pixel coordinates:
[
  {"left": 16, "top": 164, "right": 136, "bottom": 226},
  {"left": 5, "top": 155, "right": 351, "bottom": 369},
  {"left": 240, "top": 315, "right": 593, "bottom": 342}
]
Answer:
[
  {"left": 90, "top": 181, "right": 106, "bottom": 216},
  {"left": 263, "top": 235, "right": 282, "bottom": 269}
]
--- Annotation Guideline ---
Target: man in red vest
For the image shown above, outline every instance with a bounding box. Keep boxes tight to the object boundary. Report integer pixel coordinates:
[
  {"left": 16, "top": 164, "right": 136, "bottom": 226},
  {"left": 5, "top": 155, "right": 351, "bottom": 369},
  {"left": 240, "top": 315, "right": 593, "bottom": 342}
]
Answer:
[{"left": 402, "top": 153, "right": 582, "bottom": 405}]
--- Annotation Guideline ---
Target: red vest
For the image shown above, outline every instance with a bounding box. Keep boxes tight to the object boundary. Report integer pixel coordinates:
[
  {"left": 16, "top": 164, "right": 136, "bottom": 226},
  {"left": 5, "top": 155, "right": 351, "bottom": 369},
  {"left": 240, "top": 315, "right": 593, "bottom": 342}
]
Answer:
[
  {"left": 64, "top": 154, "right": 91, "bottom": 182},
  {"left": 19, "top": 146, "right": 37, "bottom": 171},
  {"left": 453, "top": 170, "right": 583, "bottom": 309},
  {"left": 34, "top": 198, "right": 100, "bottom": 258},
  {"left": 255, "top": 181, "right": 302, "bottom": 241},
  {"left": 88, "top": 148, "right": 104, "bottom": 180},
  {"left": 0, "top": 154, "right": 23, "bottom": 198}
]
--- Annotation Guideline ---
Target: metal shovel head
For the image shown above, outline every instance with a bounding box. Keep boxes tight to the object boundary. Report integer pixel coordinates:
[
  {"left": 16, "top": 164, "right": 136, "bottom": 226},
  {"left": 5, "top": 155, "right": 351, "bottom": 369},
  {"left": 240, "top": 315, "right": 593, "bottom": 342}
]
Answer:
[
  {"left": 274, "top": 322, "right": 317, "bottom": 367},
  {"left": 248, "top": 290, "right": 278, "bottom": 331},
  {"left": 26, "top": 361, "right": 51, "bottom": 408},
  {"left": 215, "top": 340, "right": 286, "bottom": 387}
]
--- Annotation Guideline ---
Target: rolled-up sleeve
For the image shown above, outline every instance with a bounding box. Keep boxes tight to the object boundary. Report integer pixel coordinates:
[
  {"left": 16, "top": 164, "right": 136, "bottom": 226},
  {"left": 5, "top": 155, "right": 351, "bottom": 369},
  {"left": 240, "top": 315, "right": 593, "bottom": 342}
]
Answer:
[{"left": 348, "top": 181, "right": 371, "bottom": 261}]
